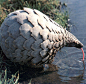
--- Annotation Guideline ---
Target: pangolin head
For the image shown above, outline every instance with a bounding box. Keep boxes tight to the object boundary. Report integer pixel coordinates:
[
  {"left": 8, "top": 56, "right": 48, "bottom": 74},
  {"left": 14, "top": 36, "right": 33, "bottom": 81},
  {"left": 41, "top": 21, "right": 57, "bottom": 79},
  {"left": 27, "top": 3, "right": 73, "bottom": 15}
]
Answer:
[{"left": 65, "top": 31, "right": 83, "bottom": 48}]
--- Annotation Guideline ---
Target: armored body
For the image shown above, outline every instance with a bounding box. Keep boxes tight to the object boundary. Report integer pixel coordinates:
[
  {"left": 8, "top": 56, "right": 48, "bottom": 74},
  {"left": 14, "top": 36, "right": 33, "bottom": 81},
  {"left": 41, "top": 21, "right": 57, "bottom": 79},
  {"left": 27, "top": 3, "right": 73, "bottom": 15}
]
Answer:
[{"left": 0, "top": 8, "right": 83, "bottom": 66}]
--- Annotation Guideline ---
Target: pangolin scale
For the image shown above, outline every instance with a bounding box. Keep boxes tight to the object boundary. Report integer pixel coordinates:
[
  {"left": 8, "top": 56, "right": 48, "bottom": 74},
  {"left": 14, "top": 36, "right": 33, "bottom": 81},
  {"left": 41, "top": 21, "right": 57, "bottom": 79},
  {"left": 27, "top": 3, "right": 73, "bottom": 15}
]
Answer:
[{"left": 0, "top": 7, "right": 83, "bottom": 66}]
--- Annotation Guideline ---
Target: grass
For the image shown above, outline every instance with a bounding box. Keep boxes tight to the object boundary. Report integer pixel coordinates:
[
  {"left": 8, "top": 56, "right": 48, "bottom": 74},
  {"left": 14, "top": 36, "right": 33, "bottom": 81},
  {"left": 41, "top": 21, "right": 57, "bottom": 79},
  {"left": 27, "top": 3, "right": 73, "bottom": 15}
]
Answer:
[
  {"left": 0, "top": 69, "right": 19, "bottom": 84},
  {"left": 0, "top": 0, "right": 69, "bottom": 28},
  {"left": 0, "top": 0, "right": 69, "bottom": 83}
]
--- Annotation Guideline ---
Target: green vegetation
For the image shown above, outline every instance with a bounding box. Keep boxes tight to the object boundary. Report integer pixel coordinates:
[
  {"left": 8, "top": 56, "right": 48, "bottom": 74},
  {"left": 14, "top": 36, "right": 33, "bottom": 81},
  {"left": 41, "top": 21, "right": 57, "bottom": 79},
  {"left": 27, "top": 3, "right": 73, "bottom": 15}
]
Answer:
[
  {"left": 0, "top": 0, "right": 69, "bottom": 28},
  {"left": 0, "top": 0, "right": 69, "bottom": 83},
  {"left": 0, "top": 69, "right": 19, "bottom": 84}
]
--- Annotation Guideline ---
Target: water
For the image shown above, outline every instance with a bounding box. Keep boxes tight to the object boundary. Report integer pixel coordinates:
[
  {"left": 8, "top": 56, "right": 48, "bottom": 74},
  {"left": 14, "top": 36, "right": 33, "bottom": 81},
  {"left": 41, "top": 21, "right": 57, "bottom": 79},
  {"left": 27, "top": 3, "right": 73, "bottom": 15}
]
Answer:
[{"left": 52, "top": 0, "right": 86, "bottom": 83}]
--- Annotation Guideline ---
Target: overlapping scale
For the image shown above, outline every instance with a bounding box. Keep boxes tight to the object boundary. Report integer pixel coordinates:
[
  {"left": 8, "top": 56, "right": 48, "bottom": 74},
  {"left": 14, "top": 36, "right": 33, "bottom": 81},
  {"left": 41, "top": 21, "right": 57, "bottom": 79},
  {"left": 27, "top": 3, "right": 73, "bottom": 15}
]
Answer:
[{"left": 0, "top": 7, "right": 69, "bottom": 66}]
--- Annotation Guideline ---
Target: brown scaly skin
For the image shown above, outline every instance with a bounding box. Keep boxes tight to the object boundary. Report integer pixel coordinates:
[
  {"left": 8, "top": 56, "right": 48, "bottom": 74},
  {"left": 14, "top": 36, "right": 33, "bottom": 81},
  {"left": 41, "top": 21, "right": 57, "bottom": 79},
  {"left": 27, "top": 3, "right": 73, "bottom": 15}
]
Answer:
[
  {"left": 65, "top": 30, "right": 83, "bottom": 48},
  {"left": 0, "top": 8, "right": 83, "bottom": 67}
]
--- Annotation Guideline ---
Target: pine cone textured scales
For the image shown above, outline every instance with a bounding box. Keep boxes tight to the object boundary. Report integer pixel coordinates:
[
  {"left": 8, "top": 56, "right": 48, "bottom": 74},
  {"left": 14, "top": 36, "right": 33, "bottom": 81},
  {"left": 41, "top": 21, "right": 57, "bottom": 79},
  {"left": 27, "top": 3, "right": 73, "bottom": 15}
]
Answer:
[{"left": 0, "top": 8, "right": 82, "bottom": 66}]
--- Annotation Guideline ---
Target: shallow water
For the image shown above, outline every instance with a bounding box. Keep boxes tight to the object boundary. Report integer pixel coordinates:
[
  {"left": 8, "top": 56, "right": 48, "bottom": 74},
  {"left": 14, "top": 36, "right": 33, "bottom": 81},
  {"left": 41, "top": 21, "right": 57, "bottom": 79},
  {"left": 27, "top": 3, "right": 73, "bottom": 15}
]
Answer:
[{"left": 52, "top": 0, "right": 86, "bottom": 83}]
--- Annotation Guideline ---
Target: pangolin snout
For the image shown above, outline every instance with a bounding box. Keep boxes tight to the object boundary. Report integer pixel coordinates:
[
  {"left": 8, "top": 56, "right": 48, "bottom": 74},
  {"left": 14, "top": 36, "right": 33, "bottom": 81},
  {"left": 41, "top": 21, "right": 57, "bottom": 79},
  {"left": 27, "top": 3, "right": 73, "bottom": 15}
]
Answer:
[{"left": 76, "top": 41, "right": 83, "bottom": 48}]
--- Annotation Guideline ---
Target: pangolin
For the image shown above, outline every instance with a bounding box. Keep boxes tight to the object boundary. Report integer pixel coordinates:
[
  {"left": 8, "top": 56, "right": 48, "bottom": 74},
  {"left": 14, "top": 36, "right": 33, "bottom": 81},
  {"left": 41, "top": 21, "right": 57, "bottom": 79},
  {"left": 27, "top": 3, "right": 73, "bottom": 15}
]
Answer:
[{"left": 0, "top": 7, "right": 83, "bottom": 66}]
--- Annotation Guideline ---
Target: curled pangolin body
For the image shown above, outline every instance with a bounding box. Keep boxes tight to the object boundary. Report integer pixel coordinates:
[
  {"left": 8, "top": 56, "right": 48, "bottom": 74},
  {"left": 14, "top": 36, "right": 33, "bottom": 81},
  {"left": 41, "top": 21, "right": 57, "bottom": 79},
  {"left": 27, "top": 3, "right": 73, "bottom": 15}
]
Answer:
[{"left": 0, "top": 8, "right": 83, "bottom": 66}]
